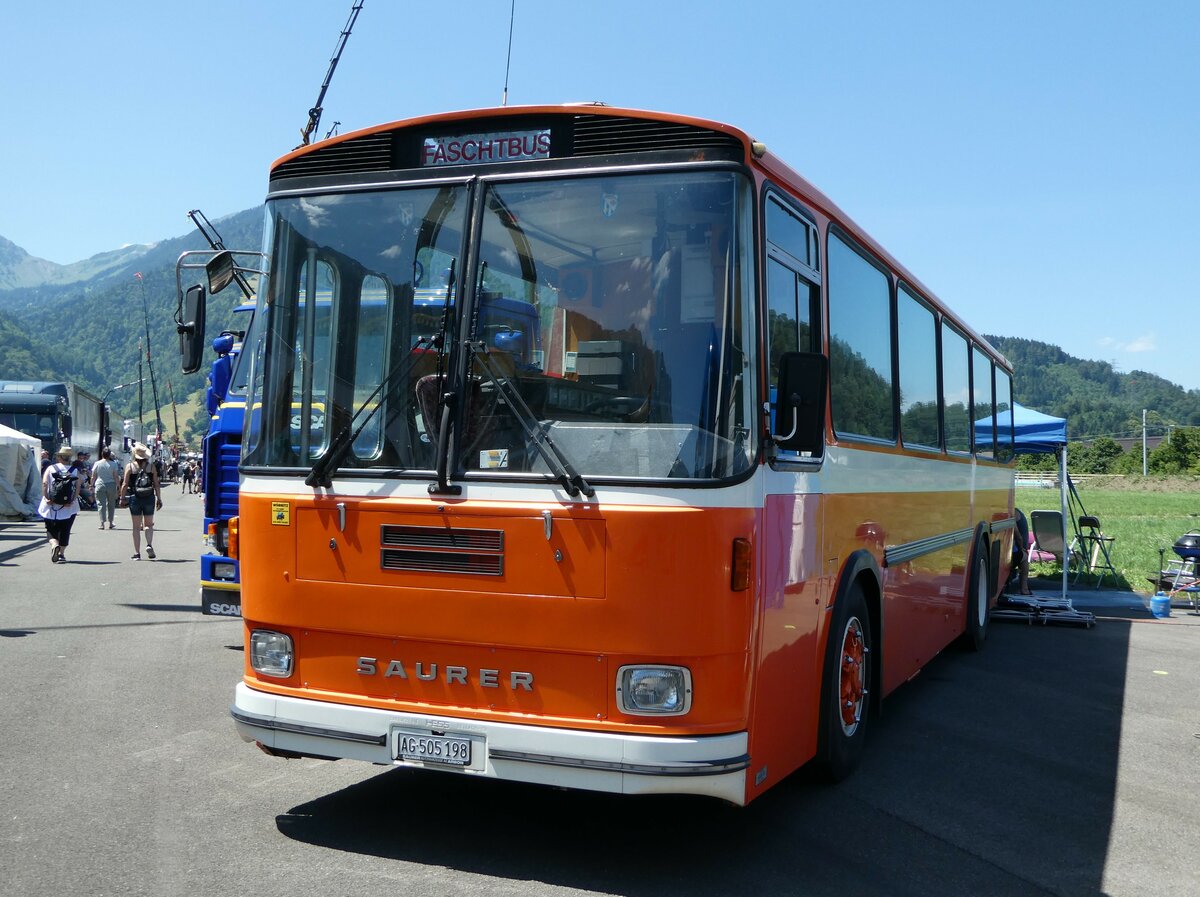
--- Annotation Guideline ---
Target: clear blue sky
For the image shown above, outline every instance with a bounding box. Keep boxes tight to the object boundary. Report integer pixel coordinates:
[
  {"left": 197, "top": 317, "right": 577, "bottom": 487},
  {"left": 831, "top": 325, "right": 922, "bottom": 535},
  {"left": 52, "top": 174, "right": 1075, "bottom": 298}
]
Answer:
[{"left": 3, "top": 1, "right": 1198, "bottom": 391}]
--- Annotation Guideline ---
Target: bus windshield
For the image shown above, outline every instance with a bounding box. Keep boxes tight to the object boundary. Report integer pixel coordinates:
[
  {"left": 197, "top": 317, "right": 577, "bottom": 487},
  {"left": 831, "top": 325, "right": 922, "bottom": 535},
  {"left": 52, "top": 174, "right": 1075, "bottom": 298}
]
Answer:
[{"left": 244, "top": 169, "right": 756, "bottom": 483}]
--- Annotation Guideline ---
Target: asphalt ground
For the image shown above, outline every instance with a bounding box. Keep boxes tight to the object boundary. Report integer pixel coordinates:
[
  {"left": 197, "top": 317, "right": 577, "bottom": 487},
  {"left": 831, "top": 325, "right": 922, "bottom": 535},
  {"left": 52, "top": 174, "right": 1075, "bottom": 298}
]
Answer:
[{"left": 1, "top": 494, "right": 1198, "bottom": 897}]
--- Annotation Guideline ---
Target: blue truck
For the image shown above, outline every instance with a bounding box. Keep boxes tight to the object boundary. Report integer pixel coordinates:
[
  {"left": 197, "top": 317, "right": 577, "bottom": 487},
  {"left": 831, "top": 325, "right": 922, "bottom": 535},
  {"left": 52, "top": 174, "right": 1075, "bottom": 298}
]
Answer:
[
  {"left": 197, "top": 304, "right": 256, "bottom": 616},
  {"left": 176, "top": 210, "right": 266, "bottom": 616}
]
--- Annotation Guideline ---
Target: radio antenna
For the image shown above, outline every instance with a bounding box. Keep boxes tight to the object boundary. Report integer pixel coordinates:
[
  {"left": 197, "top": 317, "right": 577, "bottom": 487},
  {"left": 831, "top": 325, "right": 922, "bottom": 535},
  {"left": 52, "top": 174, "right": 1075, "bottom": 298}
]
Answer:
[{"left": 501, "top": 0, "right": 516, "bottom": 106}]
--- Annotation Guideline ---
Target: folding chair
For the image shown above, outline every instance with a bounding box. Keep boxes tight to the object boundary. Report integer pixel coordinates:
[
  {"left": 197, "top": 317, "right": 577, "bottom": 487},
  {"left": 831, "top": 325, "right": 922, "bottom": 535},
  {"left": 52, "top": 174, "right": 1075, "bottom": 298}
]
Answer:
[
  {"left": 1027, "top": 510, "right": 1085, "bottom": 581},
  {"left": 1030, "top": 510, "right": 1068, "bottom": 567},
  {"left": 1026, "top": 530, "right": 1056, "bottom": 564},
  {"left": 1073, "top": 514, "right": 1117, "bottom": 588}
]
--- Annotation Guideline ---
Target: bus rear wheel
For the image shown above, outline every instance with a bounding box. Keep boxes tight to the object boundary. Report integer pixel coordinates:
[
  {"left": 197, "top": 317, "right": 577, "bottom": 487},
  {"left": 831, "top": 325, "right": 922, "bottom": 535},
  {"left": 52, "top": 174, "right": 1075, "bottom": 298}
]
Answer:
[{"left": 818, "top": 582, "right": 872, "bottom": 781}]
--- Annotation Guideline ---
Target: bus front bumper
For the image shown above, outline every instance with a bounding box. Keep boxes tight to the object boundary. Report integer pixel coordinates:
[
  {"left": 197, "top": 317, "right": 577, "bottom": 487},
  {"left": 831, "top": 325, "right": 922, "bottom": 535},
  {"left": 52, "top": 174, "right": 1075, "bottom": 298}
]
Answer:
[{"left": 232, "top": 682, "right": 750, "bottom": 804}]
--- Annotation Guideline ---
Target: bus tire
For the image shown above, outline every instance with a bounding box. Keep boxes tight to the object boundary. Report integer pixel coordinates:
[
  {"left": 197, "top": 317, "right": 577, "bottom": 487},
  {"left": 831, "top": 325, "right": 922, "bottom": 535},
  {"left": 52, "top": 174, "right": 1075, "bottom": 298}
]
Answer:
[
  {"left": 962, "top": 537, "right": 990, "bottom": 652},
  {"left": 817, "top": 580, "right": 872, "bottom": 781}
]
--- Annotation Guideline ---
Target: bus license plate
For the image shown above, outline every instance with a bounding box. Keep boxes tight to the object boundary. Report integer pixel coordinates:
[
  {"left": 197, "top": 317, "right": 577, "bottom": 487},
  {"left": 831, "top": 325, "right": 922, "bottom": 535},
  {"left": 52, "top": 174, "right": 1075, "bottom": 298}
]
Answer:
[{"left": 394, "top": 731, "right": 472, "bottom": 767}]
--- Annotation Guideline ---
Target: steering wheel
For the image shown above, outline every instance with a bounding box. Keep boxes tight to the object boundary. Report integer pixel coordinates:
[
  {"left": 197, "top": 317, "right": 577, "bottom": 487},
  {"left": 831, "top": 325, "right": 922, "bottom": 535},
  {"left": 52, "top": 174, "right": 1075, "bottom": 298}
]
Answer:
[{"left": 583, "top": 396, "right": 646, "bottom": 418}]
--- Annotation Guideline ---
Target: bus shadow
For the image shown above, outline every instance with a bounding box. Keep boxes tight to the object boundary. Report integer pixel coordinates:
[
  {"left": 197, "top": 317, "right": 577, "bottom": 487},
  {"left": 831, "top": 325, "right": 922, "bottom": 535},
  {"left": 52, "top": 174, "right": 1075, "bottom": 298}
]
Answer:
[
  {"left": 0, "top": 523, "right": 45, "bottom": 565},
  {"left": 119, "top": 603, "right": 201, "bottom": 614},
  {"left": 275, "top": 622, "right": 1128, "bottom": 897}
]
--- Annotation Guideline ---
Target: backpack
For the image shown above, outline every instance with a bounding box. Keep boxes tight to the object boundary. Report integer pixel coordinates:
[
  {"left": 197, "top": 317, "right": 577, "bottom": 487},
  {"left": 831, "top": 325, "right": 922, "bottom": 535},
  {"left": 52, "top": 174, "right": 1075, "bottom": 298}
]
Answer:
[
  {"left": 49, "top": 467, "right": 77, "bottom": 505},
  {"left": 133, "top": 465, "right": 155, "bottom": 497}
]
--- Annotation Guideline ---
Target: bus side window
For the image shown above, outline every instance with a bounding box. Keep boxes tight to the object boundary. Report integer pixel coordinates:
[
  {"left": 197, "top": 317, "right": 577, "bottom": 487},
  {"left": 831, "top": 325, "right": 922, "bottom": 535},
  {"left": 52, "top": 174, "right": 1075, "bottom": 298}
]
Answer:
[
  {"left": 942, "top": 323, "right": 971, "bottom": 454},
  {"left": 897, "top": 285, "right": 940, "bottom": 451},
  {"left": 996, "top": 369, "right": 1014, "bottom": 462},
  {"left": 828, "top": 233, "right": 894, "bottom": 443},
  {"left": 972, "top": 345, "right": 996, "bottom": 461},
  {"left": 765, "top": 194, "right": 820, "bottom": 441}
]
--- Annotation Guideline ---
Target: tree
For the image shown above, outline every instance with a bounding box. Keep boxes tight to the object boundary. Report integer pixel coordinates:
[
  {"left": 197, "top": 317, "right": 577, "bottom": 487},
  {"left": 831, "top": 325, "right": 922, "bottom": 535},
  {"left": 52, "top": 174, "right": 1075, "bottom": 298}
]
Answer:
[
  {"left": 183, "top": 405, "right": 212, "bottom": 447},
  {"left": 1148, "top": 427, "right": 1200, "bottom": 474},
  {"left": 1111, "top": 445, "right": 1143, "bottom": 475},
  {"left": 1069, "top": 436, "right": 1124, "bottom": 474}
]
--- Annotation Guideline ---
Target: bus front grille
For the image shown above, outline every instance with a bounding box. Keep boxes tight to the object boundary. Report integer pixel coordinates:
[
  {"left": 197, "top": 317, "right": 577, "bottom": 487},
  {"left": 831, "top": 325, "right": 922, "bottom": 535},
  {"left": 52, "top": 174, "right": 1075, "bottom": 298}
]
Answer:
[
  {"left": 381, "top": 548, "right": 504, "bottom": 576},
  {"left": 570, "top": 115, "right": 742, "bottom": 156},
  {"left": 381, "top": 525, "right": 503, "bottom": 551},
  {"left": 380, "top": 525, "right": 504, "bottom": 575}
]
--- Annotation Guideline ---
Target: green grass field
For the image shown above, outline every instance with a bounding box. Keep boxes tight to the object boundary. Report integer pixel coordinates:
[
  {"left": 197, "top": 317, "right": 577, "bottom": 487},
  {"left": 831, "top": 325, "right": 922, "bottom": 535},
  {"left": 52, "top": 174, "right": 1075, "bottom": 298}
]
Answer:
[{"left": 1017, "top": 480, "right": 1200, "bottom": 593}]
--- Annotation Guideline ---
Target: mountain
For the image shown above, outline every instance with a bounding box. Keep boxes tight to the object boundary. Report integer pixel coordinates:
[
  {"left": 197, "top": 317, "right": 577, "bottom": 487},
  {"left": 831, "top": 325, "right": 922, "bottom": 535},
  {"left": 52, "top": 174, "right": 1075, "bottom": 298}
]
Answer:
[
  {"left": 0, "top": 234, "right": 163, "bottom": 293},
  {"left": 0, "top": 236, "right": 63, "bottom": 290},
  {"left": 0, "top": 208, "right": 263, "bottom": 314},
  {"left": 0, "top": 208, "right": 263, "bottom": 438}
]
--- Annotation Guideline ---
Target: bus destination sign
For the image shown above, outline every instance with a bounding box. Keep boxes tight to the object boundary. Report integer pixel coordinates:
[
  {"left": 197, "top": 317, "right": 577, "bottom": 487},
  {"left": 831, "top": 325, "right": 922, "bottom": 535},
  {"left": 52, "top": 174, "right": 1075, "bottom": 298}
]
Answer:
[{"left": 422, "top": 129, "right": 551, "bottom": 167}]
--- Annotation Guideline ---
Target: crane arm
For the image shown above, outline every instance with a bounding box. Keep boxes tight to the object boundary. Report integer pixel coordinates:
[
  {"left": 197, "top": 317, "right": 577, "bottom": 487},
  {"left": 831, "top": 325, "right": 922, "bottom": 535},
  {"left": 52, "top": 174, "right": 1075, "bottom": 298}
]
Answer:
[{"left": 298, "top": 1, "right": 365, "bottom": 147}]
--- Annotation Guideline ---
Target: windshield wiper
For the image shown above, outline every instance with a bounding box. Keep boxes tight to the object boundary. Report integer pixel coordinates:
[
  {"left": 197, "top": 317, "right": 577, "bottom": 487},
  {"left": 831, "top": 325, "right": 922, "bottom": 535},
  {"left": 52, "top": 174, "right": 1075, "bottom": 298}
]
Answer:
[
  {"left": 305, "top": 334, "right": 436, "bottom": 488},
  {"left": 466, "top": 340, "right": 595, "bottom": 498}
]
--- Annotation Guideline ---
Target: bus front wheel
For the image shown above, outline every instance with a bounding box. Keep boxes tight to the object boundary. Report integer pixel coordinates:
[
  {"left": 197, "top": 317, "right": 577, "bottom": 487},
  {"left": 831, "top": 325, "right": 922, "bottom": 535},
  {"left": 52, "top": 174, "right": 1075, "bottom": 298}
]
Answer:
[{"left": 818, "top": 581, "right": 872, "bottom": 781}]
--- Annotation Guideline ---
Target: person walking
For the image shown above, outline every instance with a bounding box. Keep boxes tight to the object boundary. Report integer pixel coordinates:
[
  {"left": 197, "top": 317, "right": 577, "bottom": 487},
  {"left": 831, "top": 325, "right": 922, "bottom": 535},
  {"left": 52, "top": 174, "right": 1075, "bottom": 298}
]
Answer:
[
  {"left": 39, "top": 445, "right": 82, "bottom": 564},
  {"left": 70, "top": 450, "right": 95, "bottom": 510},
  {"left": 90, "top": 449, "right": 120, "bottom": 529},
  {"left": 117, "top": 443, "right": 163, "bottom": 560}
]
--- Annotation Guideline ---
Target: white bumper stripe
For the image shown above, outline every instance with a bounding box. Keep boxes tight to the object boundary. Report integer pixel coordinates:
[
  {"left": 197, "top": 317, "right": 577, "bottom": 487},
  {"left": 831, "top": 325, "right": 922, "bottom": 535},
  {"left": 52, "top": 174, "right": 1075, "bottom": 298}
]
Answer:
[{"left": 233, "top": 683, "right": 749, "bottom": 803}]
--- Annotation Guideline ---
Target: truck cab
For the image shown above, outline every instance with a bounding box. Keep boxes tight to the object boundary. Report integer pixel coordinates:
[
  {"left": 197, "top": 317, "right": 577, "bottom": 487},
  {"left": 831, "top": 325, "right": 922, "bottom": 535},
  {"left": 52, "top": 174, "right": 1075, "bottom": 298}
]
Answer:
[{"left": 200, "top": 304, "right": 256, "bottom": 616}]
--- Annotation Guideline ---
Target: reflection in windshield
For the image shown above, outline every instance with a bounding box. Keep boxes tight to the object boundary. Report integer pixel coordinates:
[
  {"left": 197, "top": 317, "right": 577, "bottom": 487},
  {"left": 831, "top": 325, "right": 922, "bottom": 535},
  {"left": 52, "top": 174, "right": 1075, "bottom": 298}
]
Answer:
[
  {"left": 462, "top": 172, "right": 755, "bottom": 480},
  {"left": 244, "top": 185, "right": 465, "bottom": 471},
  {"left": 243, "top": 170, "right": 755, "bottom": 483},
  {"left": 226, "top": 309, "right": 261, "bottom": 399}
]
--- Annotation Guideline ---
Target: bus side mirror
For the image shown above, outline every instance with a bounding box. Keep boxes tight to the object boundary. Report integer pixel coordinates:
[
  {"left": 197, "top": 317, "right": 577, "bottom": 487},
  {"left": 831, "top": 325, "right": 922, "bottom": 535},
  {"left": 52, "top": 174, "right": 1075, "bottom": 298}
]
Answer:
[
  {"left": 179, "top": 284, "right": 208, "bottom": 374},
  {"left": 773, "top": 351, "right": 827, "bottom": 454},
  {"left": 206, "top": 250, "right": 237, "bottom": 295}
]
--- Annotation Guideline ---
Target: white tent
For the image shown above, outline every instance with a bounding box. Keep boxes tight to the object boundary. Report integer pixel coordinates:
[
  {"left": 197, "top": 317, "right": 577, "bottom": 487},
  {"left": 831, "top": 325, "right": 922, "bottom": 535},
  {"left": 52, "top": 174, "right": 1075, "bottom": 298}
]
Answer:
[{"left": 0, "top": 422, "right": 42, "bottom": 518}]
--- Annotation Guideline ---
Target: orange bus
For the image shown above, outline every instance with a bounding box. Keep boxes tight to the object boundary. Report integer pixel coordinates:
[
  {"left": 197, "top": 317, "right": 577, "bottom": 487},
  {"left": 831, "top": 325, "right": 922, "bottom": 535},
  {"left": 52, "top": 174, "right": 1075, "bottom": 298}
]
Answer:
[{"left": 215, "top": 105, "right": 1016, "bottom": 805}]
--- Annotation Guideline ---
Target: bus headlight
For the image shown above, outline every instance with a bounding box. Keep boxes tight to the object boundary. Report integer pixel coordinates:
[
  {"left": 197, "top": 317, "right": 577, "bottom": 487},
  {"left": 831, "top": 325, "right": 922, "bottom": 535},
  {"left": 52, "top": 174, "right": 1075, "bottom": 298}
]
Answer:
[
  {"left": 250, "top": 630, "right": 293, "bottom": 678},
  {"left": 616, "top": 665, "right": 692, "bottom": 715}
]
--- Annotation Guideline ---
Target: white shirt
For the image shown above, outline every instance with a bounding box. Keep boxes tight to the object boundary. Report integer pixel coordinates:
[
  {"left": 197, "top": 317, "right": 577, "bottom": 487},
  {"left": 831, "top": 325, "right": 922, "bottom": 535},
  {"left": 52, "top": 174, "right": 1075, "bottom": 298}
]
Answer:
[{"left": 38, "top": 462, "right": 81, "bottom": 520}]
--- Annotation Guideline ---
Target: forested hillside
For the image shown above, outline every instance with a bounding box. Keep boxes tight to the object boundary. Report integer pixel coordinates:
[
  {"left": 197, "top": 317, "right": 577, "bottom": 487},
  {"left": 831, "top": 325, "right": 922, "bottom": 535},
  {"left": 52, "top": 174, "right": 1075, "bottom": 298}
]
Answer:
[
  {"left": 0, "top": 208, "right": 262, "bottom": 443},
  {"left": 985, "top": 335, "right": 1200, "bottom": 438}
]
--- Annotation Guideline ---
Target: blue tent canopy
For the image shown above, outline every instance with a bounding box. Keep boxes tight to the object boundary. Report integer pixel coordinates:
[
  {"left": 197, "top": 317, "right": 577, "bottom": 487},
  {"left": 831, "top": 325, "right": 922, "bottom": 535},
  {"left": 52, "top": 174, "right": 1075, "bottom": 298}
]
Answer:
[
  {"left": 975, "top": 402, "right": 1067, "bottom": 455},
  {"left": 977, "top": 402, "right": 1073, "bottom": 601},
  {"left": 1011, "top": 402, "right": 1067, "bottom": 455}
]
